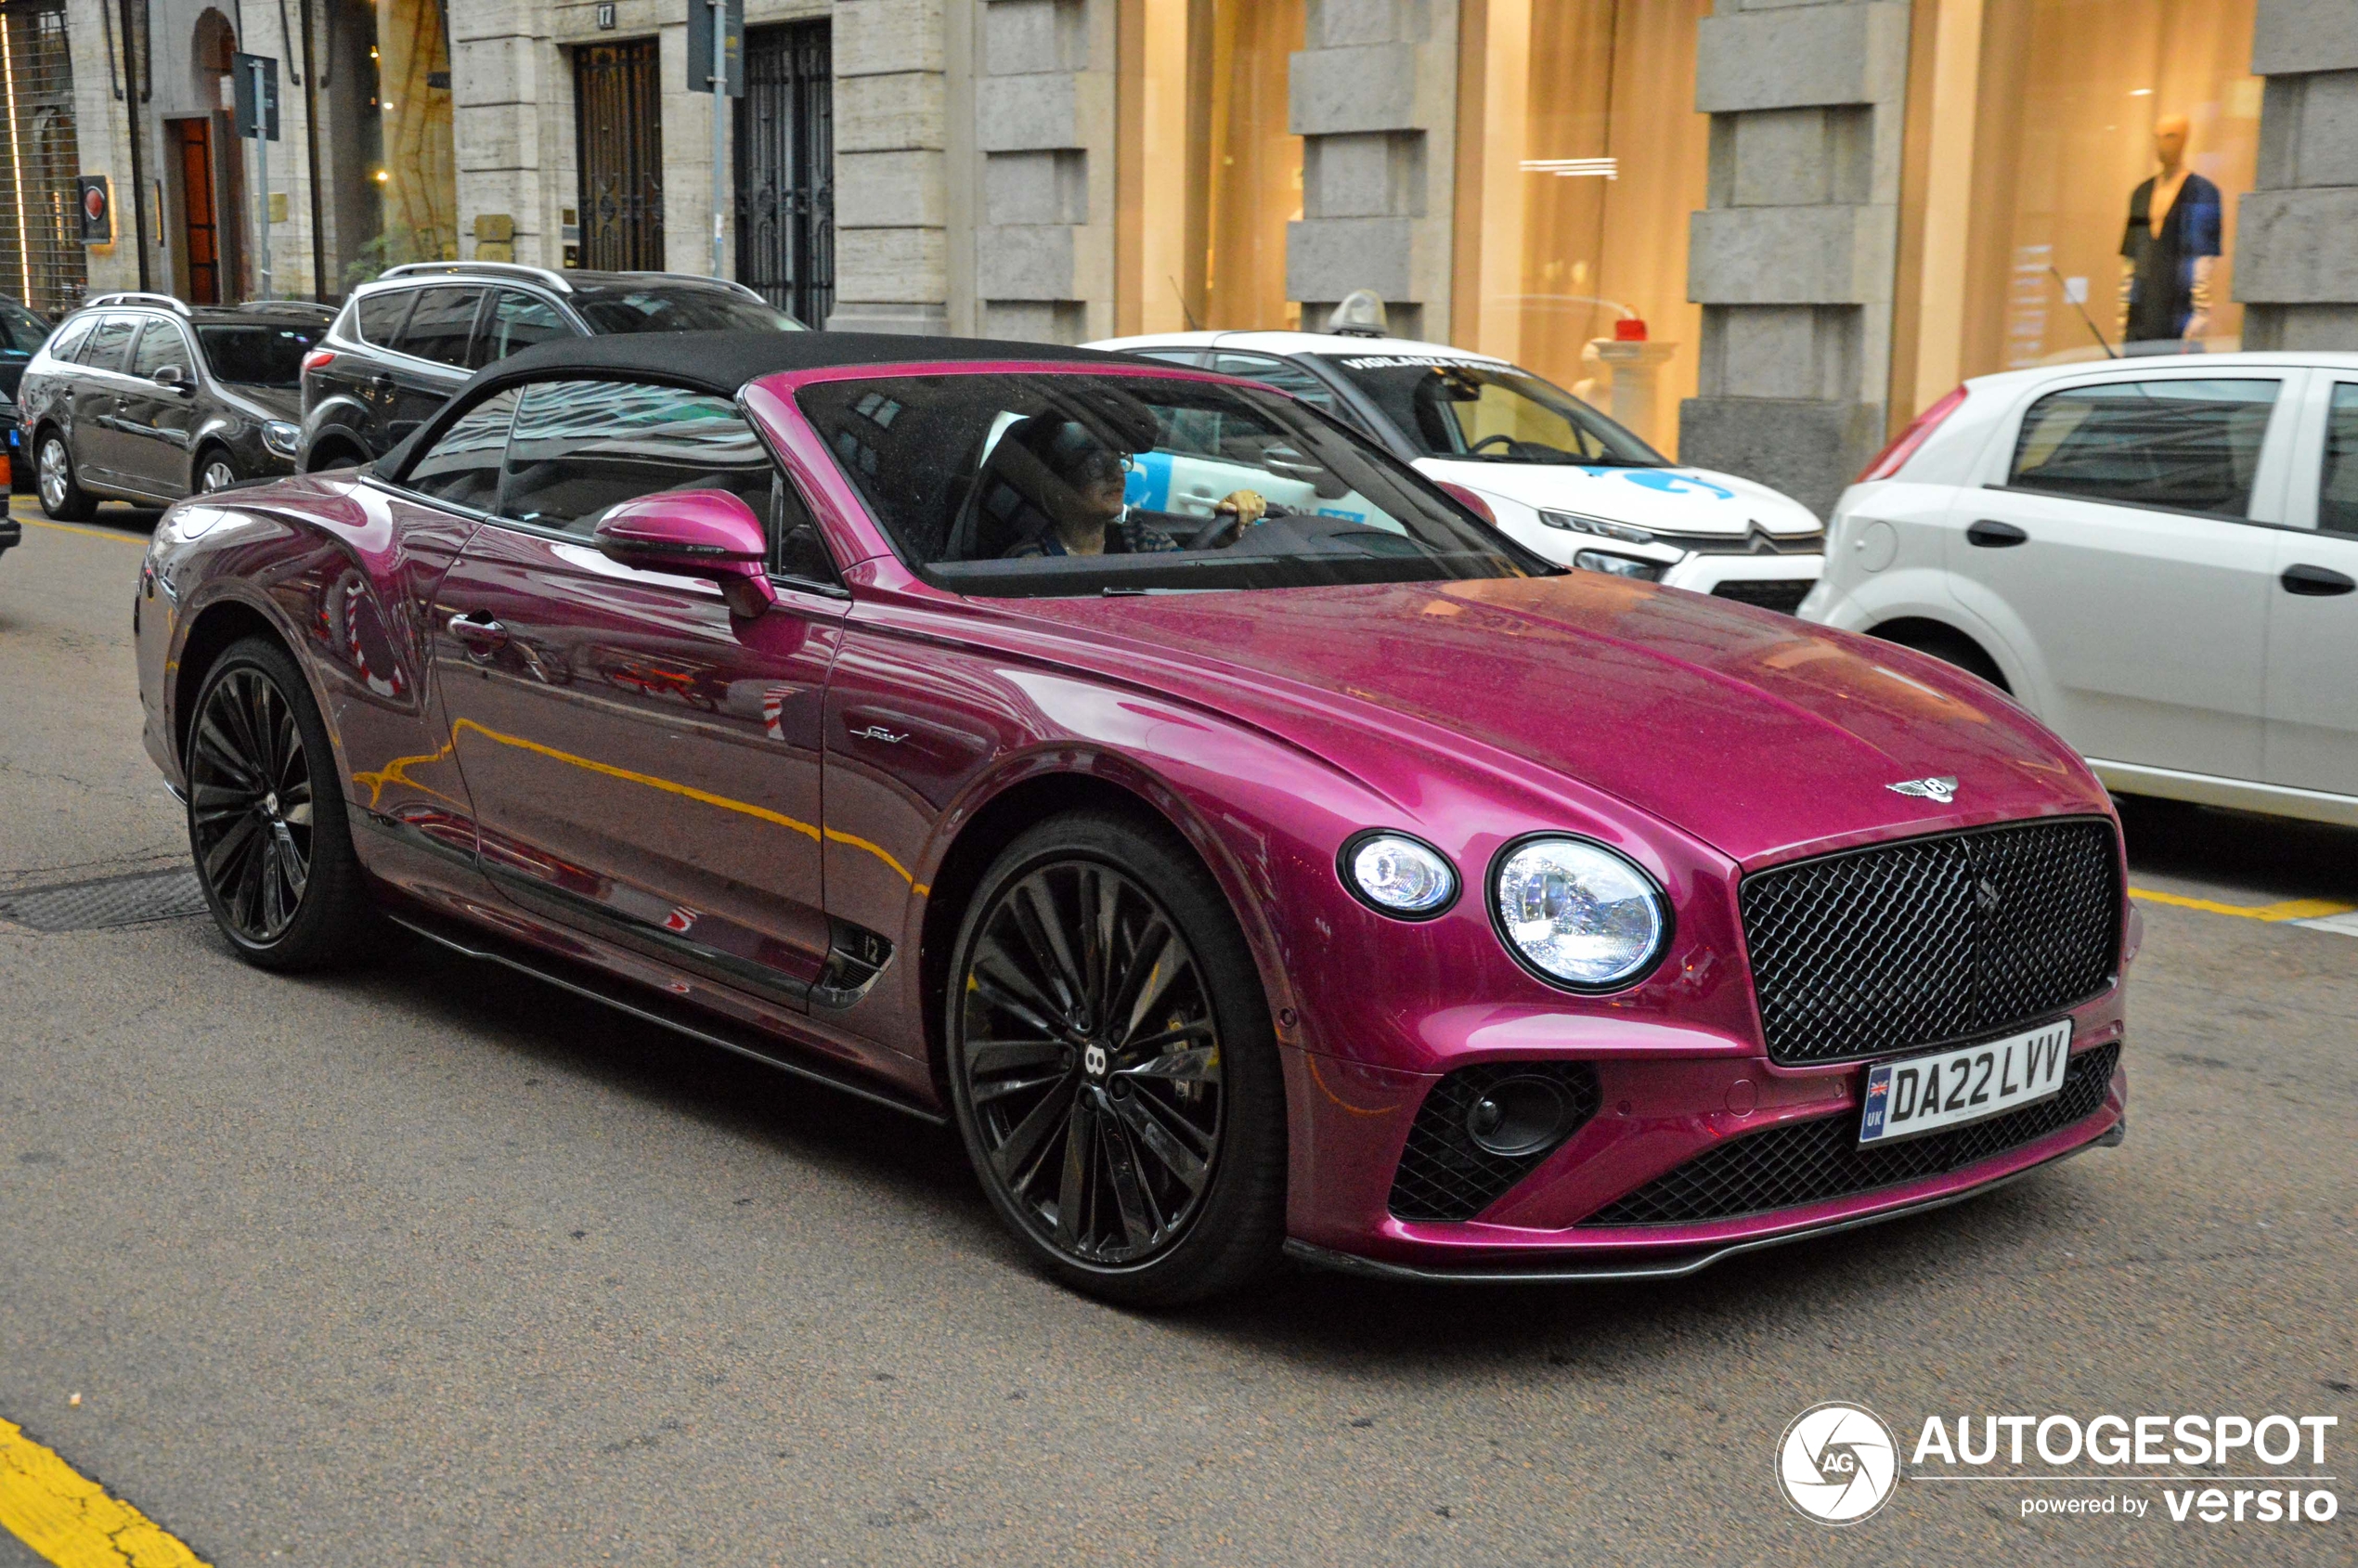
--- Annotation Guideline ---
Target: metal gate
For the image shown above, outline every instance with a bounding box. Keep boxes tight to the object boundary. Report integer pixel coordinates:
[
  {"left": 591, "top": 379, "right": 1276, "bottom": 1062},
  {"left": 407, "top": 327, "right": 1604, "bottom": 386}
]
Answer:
[
  {"left": 0, "top": 0, "right": 87, "bottom": 317},
  {"left": 735, "top": 20, "right": 833, "bottom": 326},
  {"left": 576, "top": 39, "right": 664, "bottom": 271}
]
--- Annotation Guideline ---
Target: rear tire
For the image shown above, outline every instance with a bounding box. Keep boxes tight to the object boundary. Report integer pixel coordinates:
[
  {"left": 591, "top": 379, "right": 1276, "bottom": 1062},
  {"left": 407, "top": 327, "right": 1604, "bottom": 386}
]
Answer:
[
  {"left": 35, "top": 431, "right": 96, "bottom": 521},
  {"left": 185, "top": 636, "right": 377, "bottom": 971},
  {"left": 944, "top": 810, "right": 1288, "bottom": 1307},
  {"left": 1870, "top": 622, "right": 2012, "bottom": 693}
]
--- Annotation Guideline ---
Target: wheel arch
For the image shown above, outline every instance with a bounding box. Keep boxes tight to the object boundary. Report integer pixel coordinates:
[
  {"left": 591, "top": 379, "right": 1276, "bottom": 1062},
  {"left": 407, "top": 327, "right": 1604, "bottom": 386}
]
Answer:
[
  {"left": 171, "top": 596, "right": 297, "bottom": 766},
  {"left": 300, "top": 426, "right": 369, "bottom": 473},
  {"left": 914, "top": 763, "right": 1297, "bottom": 1104},
  {"left": 1863, "top": 614, "right": 2016, "bottom": 693}
]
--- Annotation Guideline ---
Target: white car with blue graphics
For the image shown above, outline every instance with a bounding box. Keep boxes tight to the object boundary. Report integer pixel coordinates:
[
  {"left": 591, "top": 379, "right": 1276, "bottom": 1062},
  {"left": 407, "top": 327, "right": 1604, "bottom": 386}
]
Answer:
[{"left": 1088, "top": 330, "right": 1827, "bottom": 613}]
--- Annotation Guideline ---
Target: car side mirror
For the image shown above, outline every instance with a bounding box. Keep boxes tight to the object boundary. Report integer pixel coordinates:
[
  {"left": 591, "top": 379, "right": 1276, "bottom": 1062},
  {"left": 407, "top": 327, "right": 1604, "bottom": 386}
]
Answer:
[
  {"left": 592, "top": 488, "right": 777, "bottom": 617},
  {"left": 152, "top": 363, "right": 192, "bottom": 395}
]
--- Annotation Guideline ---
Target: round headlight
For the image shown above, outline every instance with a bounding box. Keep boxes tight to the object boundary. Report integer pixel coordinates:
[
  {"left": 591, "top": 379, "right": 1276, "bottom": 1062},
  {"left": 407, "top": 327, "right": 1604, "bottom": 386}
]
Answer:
[
  {"left": 1343, "top": 832, "right": 1458, "bottom": 917},
  {"left": 1492, "top": 836, "right": 1667, "bottom": 988}
]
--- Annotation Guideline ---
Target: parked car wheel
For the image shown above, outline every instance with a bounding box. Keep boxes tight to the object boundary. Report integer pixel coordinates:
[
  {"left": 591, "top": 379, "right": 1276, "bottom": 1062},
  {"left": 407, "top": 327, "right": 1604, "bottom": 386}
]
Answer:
[
  {"left": 945, "top": 810, "right": 1287, "bottom": 1306},
  {"left": 185, "top": 636, "right": 375, "bottom": 971},
  {"left": 35, "top": 430, "right": 95, "bottom": 521},
  {"left": 196, "top": 449, "right": 240, "bottom": 493}
]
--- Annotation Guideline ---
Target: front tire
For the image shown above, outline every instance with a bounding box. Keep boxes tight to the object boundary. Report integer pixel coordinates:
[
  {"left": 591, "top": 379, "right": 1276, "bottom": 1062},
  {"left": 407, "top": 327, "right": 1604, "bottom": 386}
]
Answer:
[
  {"left": 185, "top": 636, "right": 375, "bottom": 970},
  {"left": 196, "top": 449, "right": 240, "bottom": 493},
  {"left": 35, "top": 431, "right": 96, "bottom": 521},
  {"left": 945, "top": 810, "right": 1287, "bottom": 1306}
]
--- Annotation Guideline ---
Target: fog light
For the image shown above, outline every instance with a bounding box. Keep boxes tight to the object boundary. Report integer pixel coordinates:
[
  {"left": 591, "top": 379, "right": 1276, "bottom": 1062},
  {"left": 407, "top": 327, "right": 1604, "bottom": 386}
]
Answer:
[{"left": 1463, "top": 1074, "right": 1573, "bottom": 1157}]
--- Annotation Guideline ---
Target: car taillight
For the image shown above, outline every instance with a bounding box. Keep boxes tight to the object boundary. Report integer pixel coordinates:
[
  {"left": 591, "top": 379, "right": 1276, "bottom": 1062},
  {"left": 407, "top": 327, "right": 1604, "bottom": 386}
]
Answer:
[
  {"left": 1856, "top": 384, "right": 1967, "bottom": 484},
  {"left": 301, "top": 349, "right": 335, "bottom": 373},
  {"left": 1436, "top": 481, "right": 1496, "bottom": 525}
]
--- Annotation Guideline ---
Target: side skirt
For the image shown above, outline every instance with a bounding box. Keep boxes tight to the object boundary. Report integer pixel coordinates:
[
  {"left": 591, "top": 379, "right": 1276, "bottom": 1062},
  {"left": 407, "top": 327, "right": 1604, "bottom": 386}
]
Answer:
[{"left": 382, "top": 901, "right": 949, "bottom": 1126}]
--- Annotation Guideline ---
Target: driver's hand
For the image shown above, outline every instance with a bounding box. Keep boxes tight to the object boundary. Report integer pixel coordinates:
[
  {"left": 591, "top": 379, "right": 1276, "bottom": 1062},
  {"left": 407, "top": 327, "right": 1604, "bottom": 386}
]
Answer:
[{"left": 1215, "top": 489, "right": 1268, "bottom": 525}]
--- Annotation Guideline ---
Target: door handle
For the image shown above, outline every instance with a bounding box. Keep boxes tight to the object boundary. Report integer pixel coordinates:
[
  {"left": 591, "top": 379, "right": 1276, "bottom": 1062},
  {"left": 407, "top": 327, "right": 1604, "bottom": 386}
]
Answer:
[
  {"left": 447, "top": 613, "right": 510, "bottom": 656},
  {"left": 1966, "top": 520, "right": 2028, "bottom": 548},
  {"left": 2281, "top": 564, "right": 2356, "bottom": 597}
]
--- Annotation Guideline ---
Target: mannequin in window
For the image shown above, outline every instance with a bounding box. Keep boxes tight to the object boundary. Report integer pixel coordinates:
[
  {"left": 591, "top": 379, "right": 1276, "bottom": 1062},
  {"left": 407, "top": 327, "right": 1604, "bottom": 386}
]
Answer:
[{"left": 2118, "top": 115, "right": 2221, "bottom": 353}]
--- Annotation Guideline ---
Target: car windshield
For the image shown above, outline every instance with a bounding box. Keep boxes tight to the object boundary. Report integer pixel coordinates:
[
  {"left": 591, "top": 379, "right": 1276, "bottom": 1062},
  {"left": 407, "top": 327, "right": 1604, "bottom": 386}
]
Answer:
[
  {"left": 797, "top": 371, "right": 1548, "bottom": 597},
  {"left": 572, "top": 288, "right": 803, "bottom": 335},
  {"left": 197, "top": 323, "right": 324, "bottom": 387},
  {"left": 1314, "top": 353, "right": 1662, "bottom": 466},
  {"left": 0, "top": 299, "right": 47, "bottom": 356}
]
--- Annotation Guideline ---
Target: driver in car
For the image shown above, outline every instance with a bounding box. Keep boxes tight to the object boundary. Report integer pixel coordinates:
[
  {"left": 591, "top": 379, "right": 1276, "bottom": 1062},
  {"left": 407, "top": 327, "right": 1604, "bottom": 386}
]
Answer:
[{"left": 1001, "top": 421, "right": 1268, "bottom": 558}]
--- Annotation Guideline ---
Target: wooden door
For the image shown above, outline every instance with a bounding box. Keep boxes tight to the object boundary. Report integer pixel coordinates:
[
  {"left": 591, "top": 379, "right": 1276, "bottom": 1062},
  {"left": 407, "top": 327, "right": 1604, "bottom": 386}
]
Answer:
[
  {"left": 575, "top": 40, "right": 664, "bottom": 271},
  {"left": 171, "top": 119, "right": 221, "bottom": 305}
]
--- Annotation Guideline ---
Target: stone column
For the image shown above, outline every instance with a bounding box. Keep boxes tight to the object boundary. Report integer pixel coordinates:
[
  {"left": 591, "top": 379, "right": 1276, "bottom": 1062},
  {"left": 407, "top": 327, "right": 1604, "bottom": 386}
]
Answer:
[
  {"left": 1286, "top": 0, "right": 1458, "bottom": 343},
  {"left": 2236, "top": 3, "right": 2358, "bottom": 350},
  {"left": 1680, "top": 0, "right": 1910, "bottom": 520},
  {"left": 453, "top": 2, "right": 547, "bottom": 269},
  {"left": 969, "top": 0, "right": 1115, "bottom": 343},
  {"left": 833, "top": 0, "right": 951, "bottom": 332}
]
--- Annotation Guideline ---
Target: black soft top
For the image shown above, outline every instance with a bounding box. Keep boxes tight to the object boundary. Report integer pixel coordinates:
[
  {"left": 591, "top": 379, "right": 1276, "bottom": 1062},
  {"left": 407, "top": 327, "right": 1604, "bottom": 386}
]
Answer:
[
  {"left": 470, "top": 329, "right": 1121, "bottom": 400},
  {"left": 382, "top": 330, "right": 1131, "bottom": 478}
]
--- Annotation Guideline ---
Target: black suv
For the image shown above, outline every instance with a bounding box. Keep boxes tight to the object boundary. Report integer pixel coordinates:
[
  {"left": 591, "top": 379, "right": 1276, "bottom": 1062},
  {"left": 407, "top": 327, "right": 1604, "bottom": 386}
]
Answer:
[
  {"left": 299, "top": 263, "right": 802, "bottom": 472},
  {"left": 18, "top": 293, "right": 332, "bottom": 517}
]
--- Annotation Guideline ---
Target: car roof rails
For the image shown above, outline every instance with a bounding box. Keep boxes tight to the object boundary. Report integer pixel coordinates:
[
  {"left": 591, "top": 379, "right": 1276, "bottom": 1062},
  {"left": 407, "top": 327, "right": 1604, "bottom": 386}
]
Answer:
[
  {"left": 619, "top": 271, "right": 767, "bottom": 303},
  {"left": 236, "top": 300, "right": 337, "bottom": 317},
  {"left": 377, "top": 261, "right": 578, "bottom": 294},
  {"left": 85, "top": 292, "right": 190, "bottom": 316}
]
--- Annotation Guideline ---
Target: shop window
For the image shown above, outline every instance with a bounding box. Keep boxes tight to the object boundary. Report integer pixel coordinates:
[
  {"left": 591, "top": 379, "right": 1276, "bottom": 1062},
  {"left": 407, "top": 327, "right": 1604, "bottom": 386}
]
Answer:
[
  {"left": 1453, "top": 0, "right": 1711, "bottom": 455},
  {"left": 1898, "top": 0, "right": 2262, "bottom": 424},
  {"left": 1118, "top": 0, "right": 1303, "bottom": 337}
]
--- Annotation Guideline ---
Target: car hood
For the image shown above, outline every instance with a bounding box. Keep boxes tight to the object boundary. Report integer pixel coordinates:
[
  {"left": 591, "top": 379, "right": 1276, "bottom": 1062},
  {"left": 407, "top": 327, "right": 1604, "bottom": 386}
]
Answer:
[
  {"left": 1419, "top": 458, "right": 1823, "bottom": 537},
  {"left": 214, "top": 382, "right": 302, "bottom": 421},
  {"left": 1004, "top": 574, "right": 2104, "bottom": 866}
]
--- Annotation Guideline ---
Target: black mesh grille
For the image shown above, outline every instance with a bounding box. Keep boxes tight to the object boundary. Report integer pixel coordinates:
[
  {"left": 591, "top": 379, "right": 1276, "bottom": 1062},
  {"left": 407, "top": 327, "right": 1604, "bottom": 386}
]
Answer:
[
  {"left": 1579, "top": 1042, "right": 2118, "bottom": 1226},
  {"left": 1741, "top": 819, "right": 2119, "bottom": 1066},
  {"left": 1710, "top": 579, "right": 1814, "bottom": 615},
  {"left": 1388, "top": 1063, "right": 1601, "bottom": 1223}
]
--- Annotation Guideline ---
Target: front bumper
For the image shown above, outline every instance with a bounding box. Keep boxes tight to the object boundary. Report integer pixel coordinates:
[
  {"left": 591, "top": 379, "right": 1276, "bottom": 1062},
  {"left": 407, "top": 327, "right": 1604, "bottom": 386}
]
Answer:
[
  {"left": 0, "top": 516, "right": 19, "bottom": 557},
  {"left": 1281, "top": 991, "right": 2127, "bottom": 1278},
  {"left": 1660, "top": 551, "right": 1826, "bottom": 610}
]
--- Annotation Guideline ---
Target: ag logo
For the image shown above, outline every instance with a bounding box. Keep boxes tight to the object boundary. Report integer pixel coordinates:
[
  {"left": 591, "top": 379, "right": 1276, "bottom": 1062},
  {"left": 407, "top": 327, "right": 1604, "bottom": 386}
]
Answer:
[{"left": 1777, "top": 1402, "right": 1898, "bottom": 1525}]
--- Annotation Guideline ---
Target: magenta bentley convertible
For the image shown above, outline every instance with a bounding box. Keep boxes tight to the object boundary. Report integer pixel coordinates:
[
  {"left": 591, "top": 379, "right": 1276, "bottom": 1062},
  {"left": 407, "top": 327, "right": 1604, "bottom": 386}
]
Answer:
[{"left": 134, "top": 332, "right": 2133, "bottom": 1303}]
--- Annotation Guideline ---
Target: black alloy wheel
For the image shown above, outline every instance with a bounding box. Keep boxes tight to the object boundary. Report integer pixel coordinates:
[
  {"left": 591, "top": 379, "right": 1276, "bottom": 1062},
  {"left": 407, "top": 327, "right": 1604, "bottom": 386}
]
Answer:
[
  {"left": 185, "top": 637, "right": 374, "bottom": 969},
  {"left": 36, "top": 431, "right": 94, "bottom": 520},
  {"left": 947, "top": 812, "right": 1286, "bottom": 1305}
]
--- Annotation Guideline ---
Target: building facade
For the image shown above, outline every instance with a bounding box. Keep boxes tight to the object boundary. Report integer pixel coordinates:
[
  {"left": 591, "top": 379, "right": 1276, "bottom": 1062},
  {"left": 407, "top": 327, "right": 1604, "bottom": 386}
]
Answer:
[{"left": 32, "top": 0, "right": 2358, "bottom": 514}]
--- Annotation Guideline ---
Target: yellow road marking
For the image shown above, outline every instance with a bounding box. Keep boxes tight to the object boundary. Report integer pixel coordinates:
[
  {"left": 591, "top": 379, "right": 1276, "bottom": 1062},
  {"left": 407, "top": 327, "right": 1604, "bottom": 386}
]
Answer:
[
  {"left": 0, "top": 1418, "right": 211, "bottom": 1567},
  {"left": 13, "top": 516, "right": 149, "bottom": 547},
  {"left": 2128, "top": 887, "right": 2358, "bottom": 922}
]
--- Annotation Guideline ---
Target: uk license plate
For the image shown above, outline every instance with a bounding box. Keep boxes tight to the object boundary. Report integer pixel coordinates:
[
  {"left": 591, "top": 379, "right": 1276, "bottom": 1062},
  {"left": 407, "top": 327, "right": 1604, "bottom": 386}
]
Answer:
[{"left": 1858, "top": 1020, "right": 2072, "bottom": 1147}]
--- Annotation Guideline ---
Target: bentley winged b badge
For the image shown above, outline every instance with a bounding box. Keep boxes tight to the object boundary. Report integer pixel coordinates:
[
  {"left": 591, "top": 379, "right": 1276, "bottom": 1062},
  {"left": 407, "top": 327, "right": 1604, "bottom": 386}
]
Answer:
[{"left": 1886, "top": 776, "right": 1959, "bottom": 804}]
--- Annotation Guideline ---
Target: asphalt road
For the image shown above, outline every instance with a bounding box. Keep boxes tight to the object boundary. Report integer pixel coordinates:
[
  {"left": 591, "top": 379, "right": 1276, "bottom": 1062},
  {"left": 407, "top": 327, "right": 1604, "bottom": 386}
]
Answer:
[{"left": 2, "top": 502, "right": 2352, "bottom": 1566}]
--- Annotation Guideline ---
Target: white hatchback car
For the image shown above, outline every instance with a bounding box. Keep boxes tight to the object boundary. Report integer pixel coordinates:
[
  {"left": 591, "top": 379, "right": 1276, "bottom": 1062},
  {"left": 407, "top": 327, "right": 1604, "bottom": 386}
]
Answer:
[
  {"left": 1804, "top": 352, "right": 2358, "bottom": 827},
  {"left": 1087, "top": 330, "right": 1827, "bottom": 614}
]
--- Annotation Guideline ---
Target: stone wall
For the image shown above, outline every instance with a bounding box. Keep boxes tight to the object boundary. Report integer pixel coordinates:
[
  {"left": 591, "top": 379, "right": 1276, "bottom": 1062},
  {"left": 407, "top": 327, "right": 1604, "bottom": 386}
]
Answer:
[
  {"left": 1286, "top": 0, "right": 1457, "bottom": 343},
  {"left": 2237, "top": 0, "right": 2358, "bottom": 350},
  {"left": 1680, "top": 0, "right": 1910, "bottom": 521},
  {"left": 833, "top": 0, "right": 951, "bottom": 331}
]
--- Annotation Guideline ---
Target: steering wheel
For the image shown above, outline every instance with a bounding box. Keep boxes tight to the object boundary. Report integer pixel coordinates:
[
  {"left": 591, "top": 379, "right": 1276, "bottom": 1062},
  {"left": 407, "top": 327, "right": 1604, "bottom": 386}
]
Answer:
[{"left": 1468, "top": 434, "right": 1518, "bottom": 456}]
